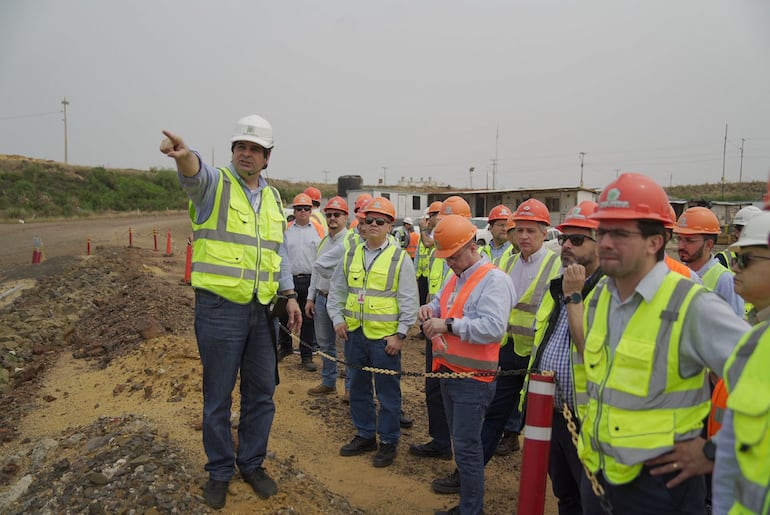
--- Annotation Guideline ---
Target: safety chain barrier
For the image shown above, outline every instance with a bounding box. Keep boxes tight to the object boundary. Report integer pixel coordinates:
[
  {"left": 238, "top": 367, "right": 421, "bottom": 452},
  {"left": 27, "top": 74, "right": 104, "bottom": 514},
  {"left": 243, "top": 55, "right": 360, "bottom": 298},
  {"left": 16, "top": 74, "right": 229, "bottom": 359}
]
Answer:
[
  {"left": 277, "top": 322, "right": 527, "bottom": 379},
  {"left": 551, "top": 376, "right": 613, "bottom": 515}
]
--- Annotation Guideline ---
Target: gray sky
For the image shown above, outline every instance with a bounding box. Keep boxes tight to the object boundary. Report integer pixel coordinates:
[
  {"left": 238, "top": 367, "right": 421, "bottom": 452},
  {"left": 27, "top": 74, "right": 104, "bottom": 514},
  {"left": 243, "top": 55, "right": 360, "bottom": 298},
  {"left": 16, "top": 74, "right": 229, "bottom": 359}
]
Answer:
[{"left": 1, "top": 0, "right": 769, "bottom": 191}]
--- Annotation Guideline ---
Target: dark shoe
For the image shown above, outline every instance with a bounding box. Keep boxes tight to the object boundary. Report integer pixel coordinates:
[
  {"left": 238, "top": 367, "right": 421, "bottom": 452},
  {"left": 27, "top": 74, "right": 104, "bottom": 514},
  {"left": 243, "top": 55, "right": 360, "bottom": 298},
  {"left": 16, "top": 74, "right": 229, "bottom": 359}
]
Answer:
[
  {"left": 409, "top": 440, "right": 452, "bottom": 460},
  {"left": 241, "top": 467, "right": 277, "bottom": 499},
  {"left": 301, "top": 359, "right": 317, "bottom": 372},
  {"left": 203, "top": 479, "right": 228, "bottom": 509},
  {"left": 341, "top": 390, "right": 350, "bottom": 403},
  {"left": 400, "top": 410, "right": 413, "bottom": 429},
  {"left": 308, "top": 384, "right": 336, "bottom": 396},
  {"left": 277, "top": 347, "right": 293, "bottom": 361},
  {"left": 495, "top": 431, "right": 520, "bottom": 456},
  {"left": 431, "top": 470, "right": 460, "bottom": 494},
  {"left": 373, "top": 443, "right": 397, "bottom": 467},
  {"left": 340, "top": 435, "right": 377, "bottom": 456},
  {"left": 434, "top": 506, "right": 460, "bottom": 515}
]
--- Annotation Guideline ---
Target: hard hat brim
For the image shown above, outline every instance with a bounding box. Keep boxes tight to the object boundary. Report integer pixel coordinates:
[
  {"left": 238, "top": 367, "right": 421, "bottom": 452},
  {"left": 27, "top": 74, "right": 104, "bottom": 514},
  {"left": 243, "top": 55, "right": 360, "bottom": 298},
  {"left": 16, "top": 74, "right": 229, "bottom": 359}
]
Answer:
[{"left": 231, "top": 135, "right": 274, "bottom": 149}]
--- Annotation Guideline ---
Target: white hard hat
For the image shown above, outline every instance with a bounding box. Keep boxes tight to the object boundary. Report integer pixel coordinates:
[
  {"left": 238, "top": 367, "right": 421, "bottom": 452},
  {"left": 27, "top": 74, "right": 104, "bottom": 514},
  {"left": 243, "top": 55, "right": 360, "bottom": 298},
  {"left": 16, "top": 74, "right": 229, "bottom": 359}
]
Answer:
[
  {"left": 231, "top": 114, "right": 274, "bottom": 149},
  {"left": 730, "top": 211, "right": 770, "bottom": 249},
  {"left": 733, "top": 205, "right": 761, "bottom": 226},
  {"left": 403, "top": 217, "right": 413, "bottom": 225}
]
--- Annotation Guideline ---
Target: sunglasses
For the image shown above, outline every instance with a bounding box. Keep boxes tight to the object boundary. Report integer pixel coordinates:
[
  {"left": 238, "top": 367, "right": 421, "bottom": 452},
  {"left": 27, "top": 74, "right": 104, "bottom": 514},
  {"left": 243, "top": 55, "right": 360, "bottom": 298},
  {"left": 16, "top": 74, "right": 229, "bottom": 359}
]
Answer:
[
  {"left": 365, "top": 217, "right": 388, "bottom": 226},
  {"left": 732, "top": 253, "right": 770, "bottom": 270},
  {"left": 294, "top": 206, "right": 312, "bottom": 212},
  {"left": 325, "top": 211, "right": 345, "bottom": 218},
  {"left": 558, "top": 233, "right": 595, "bottom": 246}
]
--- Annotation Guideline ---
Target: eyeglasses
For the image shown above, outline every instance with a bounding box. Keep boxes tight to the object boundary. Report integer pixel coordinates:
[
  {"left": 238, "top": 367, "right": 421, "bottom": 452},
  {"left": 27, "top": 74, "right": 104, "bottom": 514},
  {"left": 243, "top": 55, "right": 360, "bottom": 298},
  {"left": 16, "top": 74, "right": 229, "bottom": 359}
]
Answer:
[
  {"left": 674, "top": 235, "right": 705, "bottom": 245},
  {"left": 596, "top": 228, "right": 644, "bottom": 241},
  {"left": 294, "top": 206, "right": 311, "bottom": 212},
  {"left": 732, "top": 253, "right": 770, "bottom": 270},
  {"left": 325, "top": 211, "right": 345, "bottom": 218},
  {"left": 428, "top": 213, "right": 438, "bottom": 218},
  {"left": 558, "top": 233, "right": 595, "bottom": 246},
  {"left": 365, "top": 216, "right": 388, "bottom": 226}
]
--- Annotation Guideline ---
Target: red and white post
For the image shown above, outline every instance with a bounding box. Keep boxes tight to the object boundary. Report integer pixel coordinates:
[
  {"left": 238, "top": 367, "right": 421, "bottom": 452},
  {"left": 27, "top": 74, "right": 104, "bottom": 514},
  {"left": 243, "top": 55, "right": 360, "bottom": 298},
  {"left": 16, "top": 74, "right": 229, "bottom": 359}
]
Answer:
[{"left": 517, "top": 373, "right": 556, "bottom": 515}]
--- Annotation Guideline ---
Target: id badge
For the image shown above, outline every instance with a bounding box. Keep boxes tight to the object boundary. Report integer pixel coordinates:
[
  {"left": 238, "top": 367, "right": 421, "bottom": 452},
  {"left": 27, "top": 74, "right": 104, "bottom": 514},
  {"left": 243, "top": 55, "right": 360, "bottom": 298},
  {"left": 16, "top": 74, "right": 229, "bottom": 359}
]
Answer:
[{"left": 358, "top": 290, "right": 366, "bottom": 304}]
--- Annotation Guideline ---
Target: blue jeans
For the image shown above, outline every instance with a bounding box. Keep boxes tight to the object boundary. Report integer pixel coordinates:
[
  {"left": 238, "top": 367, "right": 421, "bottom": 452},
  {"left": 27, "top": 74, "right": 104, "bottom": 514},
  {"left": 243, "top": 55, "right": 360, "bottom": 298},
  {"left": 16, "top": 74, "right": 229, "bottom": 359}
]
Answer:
[
  {"left": 313, "top": 293, "right": 340, "bottom": 388},
  {"left": 441, "top": 377, "right": 496, "bottom": 515},
  {"left": 195, "top": 289, "right": 277, "bottom": 481},
  {"left": 347, "top": 328, "right": 401, "bottom": 444}
]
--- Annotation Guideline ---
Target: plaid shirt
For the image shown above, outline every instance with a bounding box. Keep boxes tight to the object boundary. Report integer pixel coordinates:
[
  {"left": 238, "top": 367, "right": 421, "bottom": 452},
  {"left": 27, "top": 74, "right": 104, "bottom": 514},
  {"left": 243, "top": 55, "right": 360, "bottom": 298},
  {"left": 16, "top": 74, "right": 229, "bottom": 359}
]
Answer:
[{"left": 539, "top": 300, "right": 574, "bottom": 410}]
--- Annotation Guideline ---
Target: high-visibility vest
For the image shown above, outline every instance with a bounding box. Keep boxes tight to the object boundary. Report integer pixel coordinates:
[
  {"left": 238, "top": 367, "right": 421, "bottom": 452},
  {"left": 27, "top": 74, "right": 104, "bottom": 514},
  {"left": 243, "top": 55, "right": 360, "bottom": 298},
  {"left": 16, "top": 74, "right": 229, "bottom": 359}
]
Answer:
[
  {"left": 310, "top": 209, "right": 328, "bottom": 235},
  {"left": 288, "top": 218, "right": 325, "bottom": 239},
  {"left": 702, "top": 261, "right": 733, "bottom": 291},
  {"left": 665, "top": 254, "right": 694, "bottom": 279},
  {"left": 432, "top": 262, "right": 499, "bottom": 382},
  {"left": 317, "top": 228, "right": 350, "bottom": 257},
  {"left": 481, "top": 241, "right": 512, "bottom": 267},
  {"left": 503, "top": 250, "right": 561, "bottom": 356},
  {"left": 342, "top": 243, "right": 407, "bottom": 340},
  {"left": 415, "top": 238, "right": 433, "bottom": 278},
  {"left": 190, "top": 167, "right": 285, "bottom": 305},
  {"left": 498, "top": 248, "right": 517, "bottom": 274},
  {"left": 405, "top": 231, "right": 419, "bottom": 259},
  {"left": 708, "top": 378, "right": 728, "bottom": 438},
  {"left": 716, "top": 248, "right": 735, "bottom": 269},
  {"left": 723, "top": 322, "right": 770, "bottom": 515},
  {"left": 349, "top": 217, "right": 359, "bottom": 230},
  {"left": 576, "top": 273, "right": 710, "bottom": 485},
  {"left": 428, "top": 254, "right": 452, "bottom": 301}
]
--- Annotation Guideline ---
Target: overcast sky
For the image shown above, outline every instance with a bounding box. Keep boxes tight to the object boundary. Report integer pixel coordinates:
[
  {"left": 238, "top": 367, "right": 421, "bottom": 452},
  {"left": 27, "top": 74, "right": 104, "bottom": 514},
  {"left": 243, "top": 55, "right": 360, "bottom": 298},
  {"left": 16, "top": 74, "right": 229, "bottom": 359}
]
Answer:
[{"left": 1, "top": 0, "right": 769, "bottom": 191}]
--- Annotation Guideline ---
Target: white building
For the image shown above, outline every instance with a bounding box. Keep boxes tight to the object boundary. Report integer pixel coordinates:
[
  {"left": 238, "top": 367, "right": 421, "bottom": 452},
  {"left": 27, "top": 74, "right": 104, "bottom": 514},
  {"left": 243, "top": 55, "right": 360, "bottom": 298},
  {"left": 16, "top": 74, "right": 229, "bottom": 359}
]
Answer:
[{"left": 347, "top": 189, "right": 429, "bottom": 222}]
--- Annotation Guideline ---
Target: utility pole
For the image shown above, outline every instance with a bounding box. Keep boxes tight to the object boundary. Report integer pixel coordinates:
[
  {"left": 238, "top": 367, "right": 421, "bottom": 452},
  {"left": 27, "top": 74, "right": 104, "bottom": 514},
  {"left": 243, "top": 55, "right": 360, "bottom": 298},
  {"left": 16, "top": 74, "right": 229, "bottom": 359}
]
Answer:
[
  {"left": 578, "top": 152, "right": 586, "bottom": 188},
  {"left": 322, "top": 170, "right": 330, "bottom": 184},
  {"left": 739, "top": 138, "right": 745, "bottom": 183},
  {"left": 381, "top": 166, "right": 388, "bottom": 186},
  {"left": 469, "top": 166, "right": 475, "bottom": 189},
  {"left": 492, "top": 126, "right": 499, "bottom": 189},
  {"left": 721, "top": 124, "right": 728, "bottom": 200},
  {"left": 61, "top": 97, "right": 69, "bottom": 164},
  {"left": 615, "top": 168, "right": 621, "bottom": 178}
]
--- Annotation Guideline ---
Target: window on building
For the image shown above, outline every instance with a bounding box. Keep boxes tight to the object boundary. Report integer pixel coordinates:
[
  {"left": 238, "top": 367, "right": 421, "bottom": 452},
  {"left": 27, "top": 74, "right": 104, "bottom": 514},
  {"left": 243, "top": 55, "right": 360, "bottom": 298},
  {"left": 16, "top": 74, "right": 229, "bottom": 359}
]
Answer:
[
  {"left": 545, "top": 197, "right": 560, "bottom": 213},
  {"left": 412, "top": 196, "right": 421, "bottom": 210},
  {"left": 381, "top": 193, "right": 390, "bottom": 200}
]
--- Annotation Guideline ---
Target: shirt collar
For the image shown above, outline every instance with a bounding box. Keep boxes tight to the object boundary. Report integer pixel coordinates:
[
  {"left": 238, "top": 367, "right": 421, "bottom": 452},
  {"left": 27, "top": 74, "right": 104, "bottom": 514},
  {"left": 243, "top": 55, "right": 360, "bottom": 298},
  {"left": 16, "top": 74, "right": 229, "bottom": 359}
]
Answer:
[
  {"left": 458, "top": 255, "right": 489, "bottom": 279},
  {"left": 607, "top": 260, "right": 669, "bottom": 303}
]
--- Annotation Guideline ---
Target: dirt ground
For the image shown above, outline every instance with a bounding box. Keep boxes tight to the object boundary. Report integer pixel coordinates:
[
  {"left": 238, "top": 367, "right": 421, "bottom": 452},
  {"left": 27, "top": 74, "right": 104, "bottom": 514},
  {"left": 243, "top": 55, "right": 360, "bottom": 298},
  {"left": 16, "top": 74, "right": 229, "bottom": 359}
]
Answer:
[{"left": 0, "top": 214, "right": 559, "bottom": 514}]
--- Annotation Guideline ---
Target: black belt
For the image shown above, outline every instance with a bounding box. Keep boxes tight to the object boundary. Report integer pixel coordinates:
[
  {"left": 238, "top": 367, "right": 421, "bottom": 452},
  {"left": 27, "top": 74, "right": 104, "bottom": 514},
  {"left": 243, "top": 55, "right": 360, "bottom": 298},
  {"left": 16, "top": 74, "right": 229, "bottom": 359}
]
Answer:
[{"left": 294, "top": 274, "right": 312, "bottom": 278}]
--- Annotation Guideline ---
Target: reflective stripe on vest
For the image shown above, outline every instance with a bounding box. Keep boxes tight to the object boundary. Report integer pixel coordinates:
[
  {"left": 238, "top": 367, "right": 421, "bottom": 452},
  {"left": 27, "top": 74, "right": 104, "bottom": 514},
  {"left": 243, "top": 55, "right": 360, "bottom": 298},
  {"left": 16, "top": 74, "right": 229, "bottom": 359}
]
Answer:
[
  {"left": 724, "top": 323, "right": 770, "bottom": 515},
  {"left": 577, "top": 273, "right": 710, "bottom": 485},
  {"left": 191, "top": 168, "right": 284, "bottom": 304},
  {"left": 342, "top": 243, "right": 406, "bottom": 339},
  {"left": 702, "top": 262, "right": 732, "bottom": 292},
  {"left": 432, "top": 262, "right": 499, "bottom": 382},
  {"left": 504, "top": 251, "right": 560, "bottom": 355}
]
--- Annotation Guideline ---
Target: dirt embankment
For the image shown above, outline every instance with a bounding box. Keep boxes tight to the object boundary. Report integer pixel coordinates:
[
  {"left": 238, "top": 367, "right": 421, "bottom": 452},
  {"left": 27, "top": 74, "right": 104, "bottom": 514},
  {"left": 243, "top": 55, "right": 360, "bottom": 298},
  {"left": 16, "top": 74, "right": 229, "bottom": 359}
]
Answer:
[{"left": 0, "top": 216, "right": 556, "bottom": 514}]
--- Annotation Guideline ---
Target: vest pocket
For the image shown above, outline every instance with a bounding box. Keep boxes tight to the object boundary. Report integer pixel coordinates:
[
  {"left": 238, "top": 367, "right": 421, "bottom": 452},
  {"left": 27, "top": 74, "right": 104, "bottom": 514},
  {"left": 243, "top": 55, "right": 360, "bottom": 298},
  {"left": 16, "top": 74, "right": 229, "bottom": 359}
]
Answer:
[
  {"left": 607, "top": 407, "right": 674, "bottom": 457},
  {"left": 607, "top": 337, "right": 655, "bottom": 398},
  {"left": 729, "top": 391, "right": 770, "bottom": 447}
]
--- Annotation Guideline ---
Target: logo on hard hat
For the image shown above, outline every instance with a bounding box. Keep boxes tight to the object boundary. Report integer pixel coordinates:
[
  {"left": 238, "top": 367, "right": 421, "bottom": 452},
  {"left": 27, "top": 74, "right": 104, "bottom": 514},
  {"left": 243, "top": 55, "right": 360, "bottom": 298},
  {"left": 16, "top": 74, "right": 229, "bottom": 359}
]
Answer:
[
  {"left": 568, "top": 206, "right": 586, "bottom": 219},
  {"left": 679, "top": 216, "right": 687, "bottom": 227},
  {"left": 372, "top": 201, "right": 382, "bottom": 208},
  {"left": 245, "top": 126, "right": 258, "bottom": 135},
  {"left": 599, "top": 188, "right": 630, "bottom": 209},
  {"left": 445, "top": 207, "right": 453, "bottom": 214},
  {"left": 331, "top": 201, "right": 340, "bottom": 208}
]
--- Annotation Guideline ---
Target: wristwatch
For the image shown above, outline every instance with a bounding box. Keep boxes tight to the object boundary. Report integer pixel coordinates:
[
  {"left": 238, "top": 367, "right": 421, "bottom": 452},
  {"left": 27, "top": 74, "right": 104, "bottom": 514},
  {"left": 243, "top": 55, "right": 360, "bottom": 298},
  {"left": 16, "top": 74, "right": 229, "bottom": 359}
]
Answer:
[
  {"left": 396, "top": 332, "right": 407, "bottom": 340},
  {"left": 284, "top": 293, "right": 298, "bottom": 300},
  {"left": 445, "top": 317, "right": 454, "bottom": 334},
  {"left": 564, "top": 292, "right": 583, "bottom": 305},
  {"left": 703, "top": 439, "right": 716, "bottom": 461}
]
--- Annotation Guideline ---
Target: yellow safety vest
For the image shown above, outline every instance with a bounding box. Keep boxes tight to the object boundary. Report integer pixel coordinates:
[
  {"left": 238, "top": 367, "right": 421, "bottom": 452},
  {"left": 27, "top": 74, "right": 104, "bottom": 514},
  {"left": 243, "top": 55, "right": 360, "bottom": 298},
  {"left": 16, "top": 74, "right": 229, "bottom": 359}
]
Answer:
[
  {"left": 310, "top": 209, "right": 329, "bottom": 235},
  {"left": 416, "top": 238, "right": 433, "bottom": 278},
  {"left": 576, "top": 273, "right": 711, "bottom": 485},
  {"left": 723, "top": 323, "right": 770, "bottom": 515},
  {"left": 702, "top": 262, "right": 732, "bottom": 292},
  {"left": 481, "top": 242, "right": 512, "bottom": 267},
  {"left": 503, "top": 250, "right": 561, "bottom": 355},
  {"left": 190, "top": 167, "right": 285, "bottom": 304},
  {"left": 428, "top": 254, "right": 452, "bottom": 301},
  {"left": 342, "top": 243, "right": 407, "bottom": 340}
]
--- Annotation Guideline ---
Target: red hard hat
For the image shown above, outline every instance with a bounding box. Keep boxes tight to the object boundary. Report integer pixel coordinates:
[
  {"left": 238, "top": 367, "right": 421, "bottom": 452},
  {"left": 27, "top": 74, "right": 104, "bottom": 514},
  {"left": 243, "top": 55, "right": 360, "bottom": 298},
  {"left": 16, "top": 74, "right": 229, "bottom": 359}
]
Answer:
[
  {"left": 304, "top": 187, "right": 322, "bottom": 204},
  {"left": 292, "top": 193, "right": 313, "bottom": 207},
  {"left": 557, "top": 201, "right": 599, "bottom": 231},
  {"left": 512, "top": 198, "right": 550, "bottom": 225},
  {"left": 673, "top": 207, "right": 721, "bottom": 235},
  {"left": 591, "top": 173, "right": 670, "bottom": 224},
  {"left": 488, "top": 204, "right": 513, "bottom": 222},
  {"left": 324, "top": 196, "right": 349, "bottom": 214},
  {"left": 665, "top": 205, "right": 677, "bottom": 230}
]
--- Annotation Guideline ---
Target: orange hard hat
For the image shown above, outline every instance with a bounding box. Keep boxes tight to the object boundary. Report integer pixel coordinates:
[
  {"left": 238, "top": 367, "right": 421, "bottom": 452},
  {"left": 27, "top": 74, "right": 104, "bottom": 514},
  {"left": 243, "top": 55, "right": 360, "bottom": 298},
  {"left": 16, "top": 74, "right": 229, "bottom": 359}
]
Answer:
[
  {"left": 304, "top": 186, "right": 322, "bottom": 204},
  {"left": 512, "top": 198, "right": 550, "bottom": 225},
  {"left": 673, "top": 206, "right": 721, "bottom": 235},
  {"left": 505, "top": 214, "right": 516, "bottom": 232},
  {"left": 293, "top": 193, "right": 313, "bottom": 207},
  {"left": 433, "top": 215, "right": 477, "bottom": 258},
  {"left": 765, "top": 172, "right": 770, "bottom": 210},
  {"left": 557, "top": 201, "right": 599, "bottom": 231},
  {"left": 324, "top": 196, "right": 349, "bottom": 214},
  {"left": 363, "top": 196, "right": 396, "bottom": 220},
  {"left": 488, "top": 204, "right": 513, "bottom": 222},
  {"left": 428, "top": 200, "right": 443, "bottom": 214},
  {"left": 591, "top": 173, "right": 670, "bottom": 224},
  {"left": 665, "top": 204, "right": 677, "bottom": 230},
  {"left": 354, "top": 193, "right": 373, "bottom": 213},
  {"left": 437, "top": 196, "right": 471, "bottom": 220}
]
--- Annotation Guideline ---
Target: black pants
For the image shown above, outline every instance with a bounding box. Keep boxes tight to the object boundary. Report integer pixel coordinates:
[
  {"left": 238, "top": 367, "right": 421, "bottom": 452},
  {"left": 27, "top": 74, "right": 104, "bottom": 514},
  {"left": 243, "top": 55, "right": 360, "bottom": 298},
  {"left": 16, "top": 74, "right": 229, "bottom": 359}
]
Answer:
[
  {"left": 278, "top": 274, "right": 315, "bottom": 361},
  {"left": 550, "top": 410, "right": 584, "bottom": 515},
  {"left": 424, "top": 336, "right": 451, "bottom": 451},
  {"left": 417, "top": 276, "right": 429, "bottom": 307}
]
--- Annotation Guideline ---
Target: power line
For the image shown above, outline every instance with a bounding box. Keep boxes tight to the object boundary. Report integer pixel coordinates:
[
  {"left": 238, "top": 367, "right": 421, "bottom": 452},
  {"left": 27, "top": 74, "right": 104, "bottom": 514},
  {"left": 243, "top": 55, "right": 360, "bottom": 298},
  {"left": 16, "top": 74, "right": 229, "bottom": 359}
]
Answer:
[{"left": 0, "top": 111, "right": 61, "bottom": 121}]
